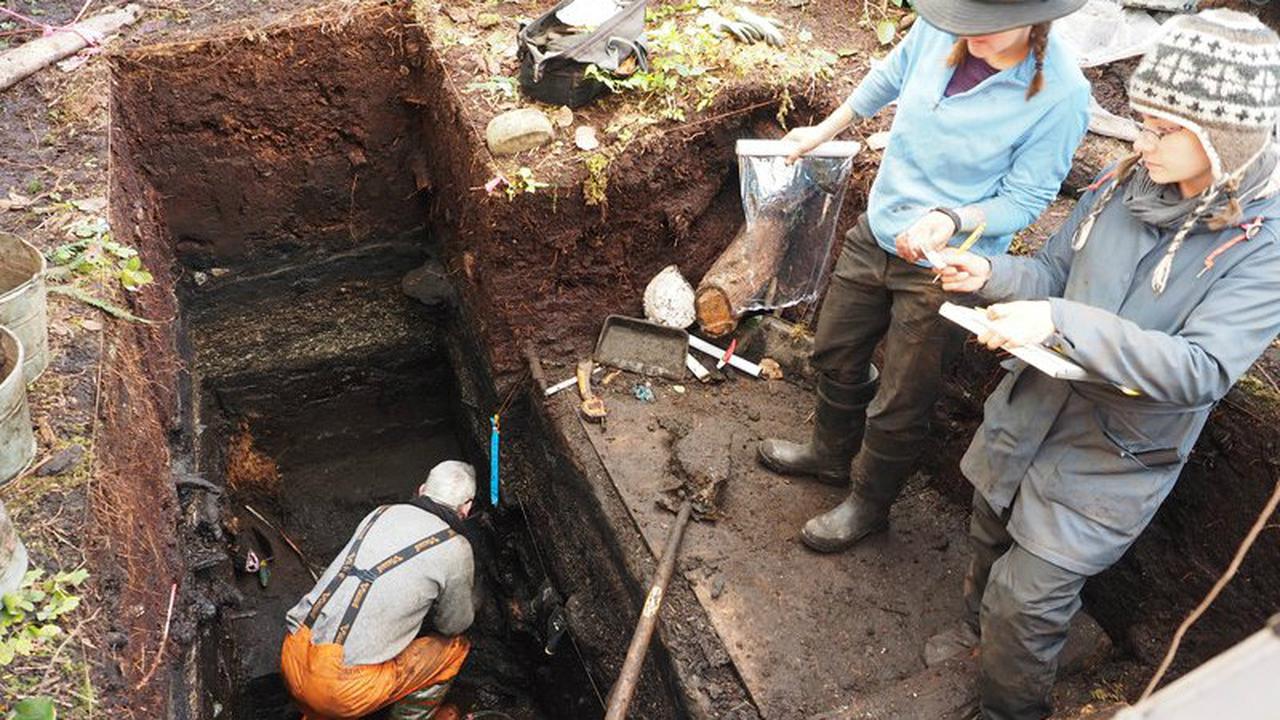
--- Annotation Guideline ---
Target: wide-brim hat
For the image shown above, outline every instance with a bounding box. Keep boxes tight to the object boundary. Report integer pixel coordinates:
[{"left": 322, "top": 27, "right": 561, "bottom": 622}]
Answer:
[{"left": 913, "top": 0, "right": 1087, "bottom": 35}]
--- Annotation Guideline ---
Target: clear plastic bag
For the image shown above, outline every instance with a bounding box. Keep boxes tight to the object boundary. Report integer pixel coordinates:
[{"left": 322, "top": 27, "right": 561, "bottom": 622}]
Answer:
[
  {"left": 693, "top": 139, "right": 859, "bottom": 336},
  {"left": 737, "top": 139, "right": 860, "bottom": 310}
]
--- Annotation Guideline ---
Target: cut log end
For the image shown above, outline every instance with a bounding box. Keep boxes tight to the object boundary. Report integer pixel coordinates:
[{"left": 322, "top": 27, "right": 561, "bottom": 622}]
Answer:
[{"left": 695, "top": 286, "right": 736, "bottom": 337}]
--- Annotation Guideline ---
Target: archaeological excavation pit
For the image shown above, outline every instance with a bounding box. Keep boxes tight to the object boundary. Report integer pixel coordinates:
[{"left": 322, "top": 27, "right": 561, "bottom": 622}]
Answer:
[
  {"left": 97, "top": 2, "right": 1280, "bottom": 719},
  {"left": 103, "top": 4, "right": 767, "bottom": 717}
]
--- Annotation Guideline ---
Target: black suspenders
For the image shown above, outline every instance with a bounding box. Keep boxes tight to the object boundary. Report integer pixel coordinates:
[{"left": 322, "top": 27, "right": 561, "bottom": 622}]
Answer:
[{"left": 302, "top": 505, "right": 457, "bottom": 645}]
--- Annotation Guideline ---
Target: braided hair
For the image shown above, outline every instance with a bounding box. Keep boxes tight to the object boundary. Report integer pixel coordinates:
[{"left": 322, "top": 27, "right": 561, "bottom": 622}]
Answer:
[
  {"left": 1026, "top": 23, "right": 1049, "bottom": 100},
  {"left": 1070, "top": 155, "right": 1248, "bottom": 294},
  {"left": 946, "top": 22, "right": 1051, "bottom": 101}
]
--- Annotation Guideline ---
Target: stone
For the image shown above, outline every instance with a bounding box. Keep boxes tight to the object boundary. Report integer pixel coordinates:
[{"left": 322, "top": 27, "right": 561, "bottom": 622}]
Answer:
[
  {"left": 551, "top": 106, "right": 574, "bottom": 128},
  {"left": 923, "top": 622, "right": 979, "bottom": 667},
  {"left": 574, "top": 125, "right": 600, "bottom": 151},
  {"left": 485, "top": 108, "right": 554, "bottom": 156},
  {"left": 401, "top": 259, "right": 454, "bottom": 306},
  {"left": 36, "top": 444, "right": 84, "bottom": 477},
  {"left": 476, "top": 12, "right": 502, "bottom": 28},
  {"left": 106, "top": 631, "right": 129, "bottom": 650},
  {"left": 643, "top": 265, "right": 696, "bottom": 328},
  {"left": 711, "top": 575, "right": 726, "bottom": 599},
  {"left": 759, "top": 358, "right": 783, "bottom": 380},
  {"left": 1060, "top": 610, "right": 1113, "bottom": 677}
]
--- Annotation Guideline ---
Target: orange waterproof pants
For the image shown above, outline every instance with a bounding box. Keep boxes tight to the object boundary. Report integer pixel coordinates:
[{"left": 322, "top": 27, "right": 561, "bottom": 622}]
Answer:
[{"left": 280, "top": 626, "right": 470, "bottom": 720}]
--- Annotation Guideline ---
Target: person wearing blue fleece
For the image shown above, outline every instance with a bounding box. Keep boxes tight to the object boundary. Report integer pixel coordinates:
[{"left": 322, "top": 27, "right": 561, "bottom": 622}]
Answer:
[{"left": 757, "top": 0, "right": 1090, "bottom": 553}]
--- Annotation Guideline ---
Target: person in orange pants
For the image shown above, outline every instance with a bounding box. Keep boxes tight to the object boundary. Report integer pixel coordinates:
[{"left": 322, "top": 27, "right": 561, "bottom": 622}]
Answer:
[{"left": 280, "top": 461, "right": 479, "bottom": 719}]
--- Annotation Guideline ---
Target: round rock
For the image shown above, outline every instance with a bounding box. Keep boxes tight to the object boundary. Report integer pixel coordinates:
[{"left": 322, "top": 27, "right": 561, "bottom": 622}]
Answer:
[{"left": 486, "top": 108, "right": 554, "bottom": 156}]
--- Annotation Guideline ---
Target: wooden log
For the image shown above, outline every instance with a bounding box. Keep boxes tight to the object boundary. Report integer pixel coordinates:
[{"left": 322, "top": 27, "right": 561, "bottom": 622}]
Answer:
[
  {"left": 0, "top": 4, "right": 142, "bottom": 92},
  {"left": 695, "top": 214, "right": 788, "bottom": 337}
]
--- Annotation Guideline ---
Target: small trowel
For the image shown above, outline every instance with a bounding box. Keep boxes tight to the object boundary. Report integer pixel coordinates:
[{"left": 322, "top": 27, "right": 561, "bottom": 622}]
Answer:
[{"left": 576, "top": 360, "right": 607, "bottom": 423}]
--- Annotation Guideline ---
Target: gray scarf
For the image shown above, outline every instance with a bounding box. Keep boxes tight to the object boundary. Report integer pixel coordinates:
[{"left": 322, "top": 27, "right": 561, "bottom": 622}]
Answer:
[{"left": 1123, "top": 148, "right": 1280, "bottom": 231}]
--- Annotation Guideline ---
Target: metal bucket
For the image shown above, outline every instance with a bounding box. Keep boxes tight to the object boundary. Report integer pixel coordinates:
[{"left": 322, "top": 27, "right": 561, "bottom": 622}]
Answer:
[
  {"left": 0, "top": 326, "right": 35, "bottom": 487},
  {"left": 0, "top": 232, "right": 48, "bottom": 384},
  {"left": 0, "top": 499, "right": 28, "bottom": 595}
]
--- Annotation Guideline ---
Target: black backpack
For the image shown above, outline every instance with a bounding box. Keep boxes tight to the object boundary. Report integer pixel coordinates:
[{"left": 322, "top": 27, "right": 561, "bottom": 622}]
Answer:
[{"left": 517, "top": 0, "right": 650, "bottom": 107}]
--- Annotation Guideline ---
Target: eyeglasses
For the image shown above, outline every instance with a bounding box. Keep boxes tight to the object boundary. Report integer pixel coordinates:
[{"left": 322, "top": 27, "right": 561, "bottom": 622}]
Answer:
[{"left": 1136, "top": 124, "right": 1184, "bottom": 144}]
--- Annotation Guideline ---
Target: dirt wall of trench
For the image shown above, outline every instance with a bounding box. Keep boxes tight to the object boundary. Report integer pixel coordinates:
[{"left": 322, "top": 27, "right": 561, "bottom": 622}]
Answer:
[
  {"left": 94, "top": 82, "right": 187, "bottom": 716},
  {"left": 109, "top": 8, "right": 432, "bottom": 272}
]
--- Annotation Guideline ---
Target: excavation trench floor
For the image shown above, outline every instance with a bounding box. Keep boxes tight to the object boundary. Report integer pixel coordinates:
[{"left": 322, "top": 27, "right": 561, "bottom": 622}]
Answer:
[{"left": 547, "top": 370, "right": 973, "bottom": 718}]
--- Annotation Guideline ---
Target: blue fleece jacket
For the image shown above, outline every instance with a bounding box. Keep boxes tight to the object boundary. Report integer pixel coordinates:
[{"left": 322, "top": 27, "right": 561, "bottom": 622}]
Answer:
[{"left": 845, "top": 21, "right": 1091, "bottom": 259}]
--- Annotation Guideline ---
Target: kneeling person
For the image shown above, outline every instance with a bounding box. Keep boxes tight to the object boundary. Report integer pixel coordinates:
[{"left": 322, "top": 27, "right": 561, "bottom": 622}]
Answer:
[{"left": 281, "top": 461, "right": 478, "bottom": 720}]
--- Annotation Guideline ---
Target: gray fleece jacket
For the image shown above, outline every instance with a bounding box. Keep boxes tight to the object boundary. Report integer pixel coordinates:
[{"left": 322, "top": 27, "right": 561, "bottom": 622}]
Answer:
[
  {"left": 285, "top": 504, "right": 475, "bottom": 665},
  {"left": 962, "top": 169, "right": 1280, "bottom": 575}
]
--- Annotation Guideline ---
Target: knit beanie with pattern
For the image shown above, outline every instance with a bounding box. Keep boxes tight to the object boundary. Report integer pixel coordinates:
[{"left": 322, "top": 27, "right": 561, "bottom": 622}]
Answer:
[{"left": 1128, "top": 9, "right": 1280, "bottom": 183}]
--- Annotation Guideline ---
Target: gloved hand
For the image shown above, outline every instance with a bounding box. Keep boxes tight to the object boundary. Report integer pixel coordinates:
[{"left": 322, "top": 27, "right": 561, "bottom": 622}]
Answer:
[
  {"left": 781, "top": 125, "right": 828, "bottom": 164},
  {"left": 734, "top": 7, "right": 784, "bottom": 47},
  {"left": 934, "top": 248, "right": 992, "bottom": 293},
  {"left": 978, "top": 301, "right": 1055, "bottom": 351},
  {"left": 698, "top": 7, "right": 785, "bottom": 47}
]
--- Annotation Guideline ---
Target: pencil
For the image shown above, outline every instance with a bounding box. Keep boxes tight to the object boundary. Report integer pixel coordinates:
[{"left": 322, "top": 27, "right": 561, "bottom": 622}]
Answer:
[
  {"left": 957, "top": 222, "right": 986, "bottom": 252},
  {"left": 932, "top": 222, "right": 987, "bottom": 284}
]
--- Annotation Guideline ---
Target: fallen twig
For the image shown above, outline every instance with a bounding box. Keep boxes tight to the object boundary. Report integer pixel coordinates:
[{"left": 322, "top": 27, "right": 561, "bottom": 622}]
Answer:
[
  {"left": 244, "top": 504, "right": 319, "bottom": 582},
  {"left": 668, "top": 99, "right": 775, "bottom": 135},
  {"left": 1141, "top": 474, "right": 1280, "bottom": 699},
  {"left": 133, "top": 582, "right": 176, "bottom": 691}
]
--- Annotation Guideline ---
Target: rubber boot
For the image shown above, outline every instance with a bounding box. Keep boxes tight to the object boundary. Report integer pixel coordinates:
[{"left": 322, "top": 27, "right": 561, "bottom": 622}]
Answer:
[
  {"left": 389, "top": 683, "right": 452, "bottom": 720},
  {"left": 800, "top": 445, "right": 914, "bottom": 553},
  {"left": 757, "top": 367, "right": 879, "bottom": 486}
]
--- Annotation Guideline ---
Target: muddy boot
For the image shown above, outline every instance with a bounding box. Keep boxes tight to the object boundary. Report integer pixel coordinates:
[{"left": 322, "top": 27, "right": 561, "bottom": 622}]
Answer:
[
  {"left": 757, "top": 367, "right": 879, "bottom": 486},
  {"left": 389, "top": 683, "right": 452, "bottom": 720},
  {"left": 800, "top": 447, "right": 913, "bottom": 553}
]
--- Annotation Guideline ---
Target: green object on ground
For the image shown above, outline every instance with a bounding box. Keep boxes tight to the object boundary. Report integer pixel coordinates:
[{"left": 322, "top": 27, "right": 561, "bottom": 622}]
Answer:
[{"left": 10, "top": 696, "right": 56, "bottom": 720}]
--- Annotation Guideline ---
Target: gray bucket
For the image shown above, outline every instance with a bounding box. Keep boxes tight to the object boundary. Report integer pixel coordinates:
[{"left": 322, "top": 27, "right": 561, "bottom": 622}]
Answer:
[
  {"left": 0, "top": 232, "right": 48, "bottom": 384},
  {"left": 0, "top": 326, "right": 35, "bottom": 487},
  {"left": 0, "top": 498, "right": 28, "bottom": 595}
]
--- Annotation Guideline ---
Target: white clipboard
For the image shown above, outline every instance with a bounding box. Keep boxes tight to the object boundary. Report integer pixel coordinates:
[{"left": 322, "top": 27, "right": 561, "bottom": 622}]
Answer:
[{"left": 940, "top": 302, "right": 1094, "bottom": 382}]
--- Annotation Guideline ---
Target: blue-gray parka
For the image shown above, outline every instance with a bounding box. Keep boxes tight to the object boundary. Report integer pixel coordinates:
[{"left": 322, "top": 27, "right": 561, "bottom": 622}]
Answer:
[{"left": 961, "top": 169, "right": 1280, "bottom": 575}]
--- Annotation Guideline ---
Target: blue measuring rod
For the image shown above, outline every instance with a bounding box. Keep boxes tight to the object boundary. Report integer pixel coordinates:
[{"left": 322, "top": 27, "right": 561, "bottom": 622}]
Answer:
[{"left": 490, "top": 414, "right": 500, "bottom": 507}]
